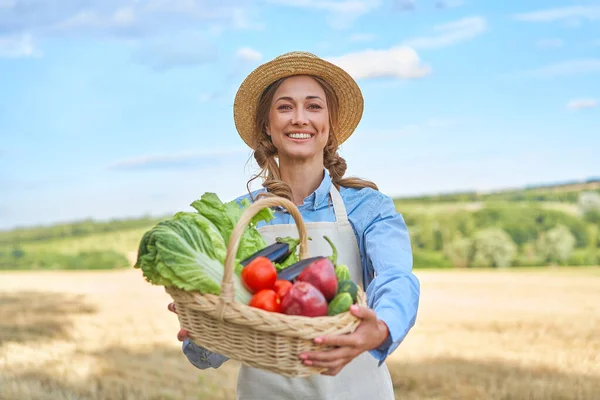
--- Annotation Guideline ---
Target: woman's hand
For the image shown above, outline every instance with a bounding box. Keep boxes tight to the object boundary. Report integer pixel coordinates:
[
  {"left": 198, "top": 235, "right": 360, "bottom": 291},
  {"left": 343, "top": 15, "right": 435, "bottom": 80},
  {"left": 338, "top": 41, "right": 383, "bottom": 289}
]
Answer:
[
  {"left": 299, "top": 305, "right": 390, "bottom": 376},
  {"left": 167, "top": 302, "right": 189, "bottom": 342}
]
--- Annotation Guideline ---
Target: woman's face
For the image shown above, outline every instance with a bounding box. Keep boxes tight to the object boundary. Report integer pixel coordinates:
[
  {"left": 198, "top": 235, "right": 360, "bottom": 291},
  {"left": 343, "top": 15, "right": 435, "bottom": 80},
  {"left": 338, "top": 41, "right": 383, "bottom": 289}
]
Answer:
[{"left": 266, "top": 75, "right": 330, "bottom": 162}]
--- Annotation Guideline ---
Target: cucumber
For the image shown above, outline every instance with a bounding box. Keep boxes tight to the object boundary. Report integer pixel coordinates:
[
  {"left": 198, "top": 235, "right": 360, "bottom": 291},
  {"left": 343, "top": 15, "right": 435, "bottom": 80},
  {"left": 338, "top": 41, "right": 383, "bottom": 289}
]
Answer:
[
  {"left": 328, "top": 293, "right": 353, "bottom": 316},
  {"left": 335, "top": 264, "right": 351, "bottom": 282},
  {"left": 337, "top": 280, "right": 358, "bottom": 303}
]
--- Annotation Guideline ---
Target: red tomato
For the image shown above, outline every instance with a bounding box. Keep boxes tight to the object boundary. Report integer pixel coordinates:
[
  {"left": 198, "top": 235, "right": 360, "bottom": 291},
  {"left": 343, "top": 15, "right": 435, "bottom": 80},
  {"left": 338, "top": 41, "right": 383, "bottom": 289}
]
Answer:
[
  {"left": 273, "top": 280, "right": 292, "bottom": 300},
  {"left": 249, "top": 289, "right": 282, "bottom": 313},
  {"left": 241, "top": 256, "right": 277, "bottom": 293}
]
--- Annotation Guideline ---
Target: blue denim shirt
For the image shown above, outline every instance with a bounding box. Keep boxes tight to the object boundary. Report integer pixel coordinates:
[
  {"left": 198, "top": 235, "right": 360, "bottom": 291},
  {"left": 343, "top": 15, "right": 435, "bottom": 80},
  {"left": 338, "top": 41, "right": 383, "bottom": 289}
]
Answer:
[{"left": 182, "top": 170, "right": 420, "bottom": 369}]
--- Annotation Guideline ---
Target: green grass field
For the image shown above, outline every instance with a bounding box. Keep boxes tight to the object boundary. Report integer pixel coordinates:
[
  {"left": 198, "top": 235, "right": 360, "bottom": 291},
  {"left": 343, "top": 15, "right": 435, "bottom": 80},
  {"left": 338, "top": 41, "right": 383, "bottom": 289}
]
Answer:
[
  {"left": 395, "top": 200, "right": 581, "bottom": 216},
  {"left": 16, "top": 227, "right": 149, "bottom": 261}
]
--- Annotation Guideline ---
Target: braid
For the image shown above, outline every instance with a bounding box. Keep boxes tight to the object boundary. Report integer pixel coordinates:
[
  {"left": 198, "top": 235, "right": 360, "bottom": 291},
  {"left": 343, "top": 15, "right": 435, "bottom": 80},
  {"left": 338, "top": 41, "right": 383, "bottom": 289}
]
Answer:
[
  {"left": 246, "top": 133, "right": 294, "bottom": 201},
  {"left": 323, "top": 133, "right": 378, "bottom": 192}
]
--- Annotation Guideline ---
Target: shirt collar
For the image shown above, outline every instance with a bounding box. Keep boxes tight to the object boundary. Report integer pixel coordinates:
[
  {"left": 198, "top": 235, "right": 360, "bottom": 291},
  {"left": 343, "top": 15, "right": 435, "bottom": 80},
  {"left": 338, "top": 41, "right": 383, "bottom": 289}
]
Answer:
[
  {"left": 302, "top": 168, "right": 332, "bottom": 210},
  {"left": 265, "top": 168, "right": 332, "bottom": 212}
]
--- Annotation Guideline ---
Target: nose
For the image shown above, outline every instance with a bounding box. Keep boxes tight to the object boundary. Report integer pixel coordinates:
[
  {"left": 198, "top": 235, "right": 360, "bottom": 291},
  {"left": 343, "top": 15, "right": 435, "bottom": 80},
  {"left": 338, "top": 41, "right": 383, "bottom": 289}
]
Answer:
[{"left": 291, "top": 107, "right": 309, "bottom": 126}]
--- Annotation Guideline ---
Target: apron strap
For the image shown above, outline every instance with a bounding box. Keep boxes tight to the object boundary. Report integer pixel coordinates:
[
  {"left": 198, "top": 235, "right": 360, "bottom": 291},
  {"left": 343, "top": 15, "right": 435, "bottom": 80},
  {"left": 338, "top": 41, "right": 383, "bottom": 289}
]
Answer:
[{"left": 329, "top": 185, "right": 350, "bottom": 225}]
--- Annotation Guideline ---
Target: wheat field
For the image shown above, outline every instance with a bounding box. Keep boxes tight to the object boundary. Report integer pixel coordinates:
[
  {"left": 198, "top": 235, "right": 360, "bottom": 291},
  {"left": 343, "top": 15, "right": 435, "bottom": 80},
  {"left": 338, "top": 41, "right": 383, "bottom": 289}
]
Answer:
[{"left": 1, "top": 267, "right": 599, "bottom": 400}]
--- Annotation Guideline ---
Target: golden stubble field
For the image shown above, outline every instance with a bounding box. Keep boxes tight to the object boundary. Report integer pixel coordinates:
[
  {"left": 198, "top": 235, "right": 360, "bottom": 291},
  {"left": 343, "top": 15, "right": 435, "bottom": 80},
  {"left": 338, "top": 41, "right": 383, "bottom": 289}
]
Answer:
[{"left": 1, "top": 267, "right": 599, "bottom": 400}]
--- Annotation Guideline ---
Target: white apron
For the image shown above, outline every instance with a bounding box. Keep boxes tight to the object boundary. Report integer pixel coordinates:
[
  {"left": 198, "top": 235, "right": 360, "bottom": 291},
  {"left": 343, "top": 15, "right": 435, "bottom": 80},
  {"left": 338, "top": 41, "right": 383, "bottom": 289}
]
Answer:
[{"left": 236, "top": 186, "right": 395, "bottom": 400}]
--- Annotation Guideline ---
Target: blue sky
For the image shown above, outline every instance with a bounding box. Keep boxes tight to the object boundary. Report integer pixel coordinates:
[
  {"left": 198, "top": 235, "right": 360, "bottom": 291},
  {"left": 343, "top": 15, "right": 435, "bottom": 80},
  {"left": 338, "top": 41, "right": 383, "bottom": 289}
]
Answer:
[{"left": 1, "top": 0, "right": 599, "bottom": 230}]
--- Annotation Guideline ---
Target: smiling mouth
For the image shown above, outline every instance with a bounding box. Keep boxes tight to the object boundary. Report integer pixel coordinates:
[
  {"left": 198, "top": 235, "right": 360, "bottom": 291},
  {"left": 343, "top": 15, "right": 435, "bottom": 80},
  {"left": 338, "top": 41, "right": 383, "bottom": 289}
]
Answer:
[{"left": 285, "top": 132, "right": 315, "bottom": 140}]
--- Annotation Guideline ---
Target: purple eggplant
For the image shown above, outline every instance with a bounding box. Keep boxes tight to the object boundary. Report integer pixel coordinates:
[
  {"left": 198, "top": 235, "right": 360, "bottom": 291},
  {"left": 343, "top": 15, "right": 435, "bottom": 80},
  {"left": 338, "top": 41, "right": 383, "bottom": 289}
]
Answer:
[
  {"left": 276, "top": 256, "right": 325, "bottom": 282},
  {"left": 240, "top": 241, "right": 291, "bottom": 267}
]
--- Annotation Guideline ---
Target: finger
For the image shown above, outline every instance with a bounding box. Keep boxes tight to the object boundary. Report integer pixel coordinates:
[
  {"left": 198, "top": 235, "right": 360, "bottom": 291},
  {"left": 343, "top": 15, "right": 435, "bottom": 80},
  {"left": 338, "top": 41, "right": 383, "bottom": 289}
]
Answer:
[
  {"left": 301, "top": 346, "right": 353, "bottom": 363},
  {"left": 305, "top": 360, "right": 348, "bottom": 373},
  {"left": 313, "top": 332, "right": 363, "bottom": 348},
  {"left": 349, "top": 304, "right": 377, "bottom": 322},
  {"left": 177, "top": 328, "right": 188, "bottom": 342},
  {"left": 307, "top": 358, "right": 348, "bottom": 370},
  {"left": 168, "top": 302, "right": 177, "bottom": 314}
]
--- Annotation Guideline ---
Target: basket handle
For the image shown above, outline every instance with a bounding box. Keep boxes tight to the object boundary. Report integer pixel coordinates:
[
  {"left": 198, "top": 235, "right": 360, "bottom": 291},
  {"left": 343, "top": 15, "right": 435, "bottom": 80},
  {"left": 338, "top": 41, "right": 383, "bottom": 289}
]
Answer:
[{"left": 221, "top": 196, "right": 309, "bottom": 303}]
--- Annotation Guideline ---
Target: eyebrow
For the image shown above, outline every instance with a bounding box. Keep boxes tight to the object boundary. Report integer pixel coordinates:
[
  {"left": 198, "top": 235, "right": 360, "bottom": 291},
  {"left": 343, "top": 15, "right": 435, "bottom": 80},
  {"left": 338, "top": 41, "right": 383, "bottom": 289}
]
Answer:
[{"left": 276, "top": 95, "right": 324, "bottom": 102}]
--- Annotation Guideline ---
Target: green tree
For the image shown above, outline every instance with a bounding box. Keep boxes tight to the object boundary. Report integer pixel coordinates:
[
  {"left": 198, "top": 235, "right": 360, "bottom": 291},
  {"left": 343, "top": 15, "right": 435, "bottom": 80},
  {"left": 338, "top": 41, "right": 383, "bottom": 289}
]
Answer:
[
  {"left": 443, "top": 235, "right": 473, "bottom": 268},
  {"left": 536, "top": 225, "right": 576, "bottom": 265},
  {"left": 578, "top": 192, "right": 600, "bottom": 224},
  {"left": 470, "top": 228, "right": 517, "bottom": 268},
  {"left": 11, "top": 247, "right": 25, "bottom": 259},
  {"left": 473, "top": 204, "right": 588, "bottom": 247},
  {"left": 411, "top": 216, "right": 443, "bottom": 251}
]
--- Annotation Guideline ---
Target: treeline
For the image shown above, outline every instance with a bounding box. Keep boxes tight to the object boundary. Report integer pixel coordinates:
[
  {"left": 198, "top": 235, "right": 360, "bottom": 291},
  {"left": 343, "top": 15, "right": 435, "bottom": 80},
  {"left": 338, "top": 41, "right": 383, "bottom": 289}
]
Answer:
[
  {"left": 1, "top": 185, "right": 599, "bottom": 271},
  {"left": 395, "top": 180, "right": 600, "bottom": 205},
  {"left": 0, "top": 249, "right": 130, "bottom": 271},
  {"left": 0, "top": 215, "right": 161, "bottom": 245},
  {"left": 0, "top": 216, "right": 154, "bottom": 270},
  {"left": 408, "top": 196, "right": 600, "bottom": 269}
]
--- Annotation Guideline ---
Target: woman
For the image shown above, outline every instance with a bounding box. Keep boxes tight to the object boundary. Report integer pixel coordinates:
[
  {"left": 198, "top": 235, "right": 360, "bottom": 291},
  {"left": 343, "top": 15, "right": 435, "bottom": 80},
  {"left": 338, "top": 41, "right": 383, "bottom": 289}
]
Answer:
[{"left": 168, "top": 51, "right": 420, "bottom": 399}]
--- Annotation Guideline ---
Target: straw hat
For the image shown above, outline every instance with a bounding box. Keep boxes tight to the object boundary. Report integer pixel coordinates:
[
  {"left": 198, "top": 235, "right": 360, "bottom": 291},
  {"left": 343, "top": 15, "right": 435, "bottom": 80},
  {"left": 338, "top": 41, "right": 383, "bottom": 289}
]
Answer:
[{"left": 233, "top": 51, "right": 364, "bottom": 150}]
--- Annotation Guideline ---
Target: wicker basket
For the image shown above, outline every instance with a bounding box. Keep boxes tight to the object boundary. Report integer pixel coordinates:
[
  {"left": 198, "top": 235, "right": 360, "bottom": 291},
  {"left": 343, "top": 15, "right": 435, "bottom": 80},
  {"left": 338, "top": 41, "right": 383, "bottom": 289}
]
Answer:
[{"left": 165, "top": 196, "right": 366, "bottom": 377}]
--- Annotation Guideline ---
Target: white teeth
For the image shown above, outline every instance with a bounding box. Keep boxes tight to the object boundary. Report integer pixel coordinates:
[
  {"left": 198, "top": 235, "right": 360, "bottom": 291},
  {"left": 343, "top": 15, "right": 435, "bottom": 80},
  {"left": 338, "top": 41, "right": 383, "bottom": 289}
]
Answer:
[{"left": 288, "top": 133, "right": 312, "bottom": 139}]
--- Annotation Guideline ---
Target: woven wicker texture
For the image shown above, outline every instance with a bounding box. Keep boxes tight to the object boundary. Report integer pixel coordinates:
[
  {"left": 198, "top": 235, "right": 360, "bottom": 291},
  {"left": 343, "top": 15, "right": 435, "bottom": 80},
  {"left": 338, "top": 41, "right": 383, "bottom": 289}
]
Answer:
[
  {"left": 166, "top": 196, "right": 366, "bottom": 377},
  {"left": 233, "top": 51, "right": 364, "bottom": 150}
]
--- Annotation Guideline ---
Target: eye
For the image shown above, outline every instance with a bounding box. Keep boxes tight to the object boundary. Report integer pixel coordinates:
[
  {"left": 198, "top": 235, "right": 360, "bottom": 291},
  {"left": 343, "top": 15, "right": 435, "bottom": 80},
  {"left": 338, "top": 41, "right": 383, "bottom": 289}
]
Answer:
[
  {"left": 277, "top": 104, "right": 292, "bottom": 110},
  {"left": 308, "top": 104, "right": 323, "bottom": 110}
]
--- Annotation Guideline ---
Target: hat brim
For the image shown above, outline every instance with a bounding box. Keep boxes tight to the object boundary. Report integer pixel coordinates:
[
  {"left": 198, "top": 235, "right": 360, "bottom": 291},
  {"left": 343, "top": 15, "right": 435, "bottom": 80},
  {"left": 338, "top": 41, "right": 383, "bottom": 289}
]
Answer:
[{"left": 233, "top": 52, "right": 364, "bottom": 150}]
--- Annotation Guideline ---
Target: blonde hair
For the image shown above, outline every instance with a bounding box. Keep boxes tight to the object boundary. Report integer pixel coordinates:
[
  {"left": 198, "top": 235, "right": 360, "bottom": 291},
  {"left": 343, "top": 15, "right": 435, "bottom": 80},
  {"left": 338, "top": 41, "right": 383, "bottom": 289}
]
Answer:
[{"left": 246, "top": 75, "right": 378, "bottom": 201}]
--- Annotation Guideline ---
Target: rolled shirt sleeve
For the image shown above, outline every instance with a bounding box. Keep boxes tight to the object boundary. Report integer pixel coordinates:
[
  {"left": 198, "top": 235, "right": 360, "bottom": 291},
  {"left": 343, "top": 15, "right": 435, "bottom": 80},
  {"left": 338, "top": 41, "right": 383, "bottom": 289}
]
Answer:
[
  {"left": 363, "top": 194, "right": 420, "bottom": 365},
  {"left": 182, "top": 338, "right": 229, "bottom": 369}
]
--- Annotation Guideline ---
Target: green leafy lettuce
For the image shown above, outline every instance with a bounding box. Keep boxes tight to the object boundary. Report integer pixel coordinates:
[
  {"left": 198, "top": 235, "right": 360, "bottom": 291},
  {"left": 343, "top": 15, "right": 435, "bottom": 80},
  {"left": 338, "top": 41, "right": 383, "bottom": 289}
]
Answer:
[
  {"left": 274, "top": 236, "right": 301, "bottom": 272},
  {"left": 135, "top": 193, "right": 275, "bottom": 304},
  {"left": 191, "top": 193, "right": 274, "bottom": 267}
]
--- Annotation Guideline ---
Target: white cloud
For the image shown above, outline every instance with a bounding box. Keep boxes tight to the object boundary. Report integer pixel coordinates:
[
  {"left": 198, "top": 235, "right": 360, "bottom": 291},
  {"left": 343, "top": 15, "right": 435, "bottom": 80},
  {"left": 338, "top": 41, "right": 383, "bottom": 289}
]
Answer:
[
  {"left": 108, "top": 148, "right": 249, "bottom": 170},
  {"left": 403, "top": 16, "right": 486, "bottom": 49},
  {"left": 434, "top": 0, "right": 464, "bottom": 10},
  {"left": 113, "top": 6, "right": 136, "bottom": 26},
  {"left": 145, "top": 0, "right": 197, "bottom": 13},
  {"left": 236, "top": 47, "right": 262, "bottom": 62},
  {"left": 567, "top": 98, "right": 597, "bottom": 110},
  {"left": 536, "top": 39, "right": 564, "bottom": 49},
  {"left": 265, "top": 0, "right": 382, "bottom": 29},
  {"left": 349, "top": 33, "right": 377, "bottom": 42},
  {"left": 0, "top": 0, "right": 262, "bottom": 64},
  {"left": 513, "top": 5, "right": 600, "bottom": 23},
  {"left": 523, "top": 59, "right": 600, "bottom": 78},
  {"left": 326, "top": 46, "right": 431, "bottom": 80},
  {"left": 208, "top": 25, "right": 225, "bottom": 37},
  {"left": 131, "top": 31, "right": 218, "bottom": 71},
  {"left": 347, "top": 118, "right": 461, "bottom": 144},
  {"left": 394, "top": 0, "right": 415, "bottom": 12},
  {"left": 0, "top": 33, "right": 42, "bottom": 58},
  {"left": 1, "top": 157, "right": 258, "bottom": 230},
  {"left": 4, "top": 1, "right": 253, "bottom": 37},
  {"left": 53, "top": 11, "right": 103, "bottom": 31},
  {"left": 231, "top": 7, "right": 265, "bottom": 31},
  {"left": 267, "top": 0, "right": 380, "bottom": 14}
]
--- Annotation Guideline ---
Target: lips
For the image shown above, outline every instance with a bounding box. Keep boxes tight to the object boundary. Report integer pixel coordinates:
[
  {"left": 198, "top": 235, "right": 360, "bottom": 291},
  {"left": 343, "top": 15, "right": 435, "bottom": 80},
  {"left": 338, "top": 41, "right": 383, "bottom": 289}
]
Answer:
[{"left": 285, "top": 132, "right": 314, "bottom": 140}]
